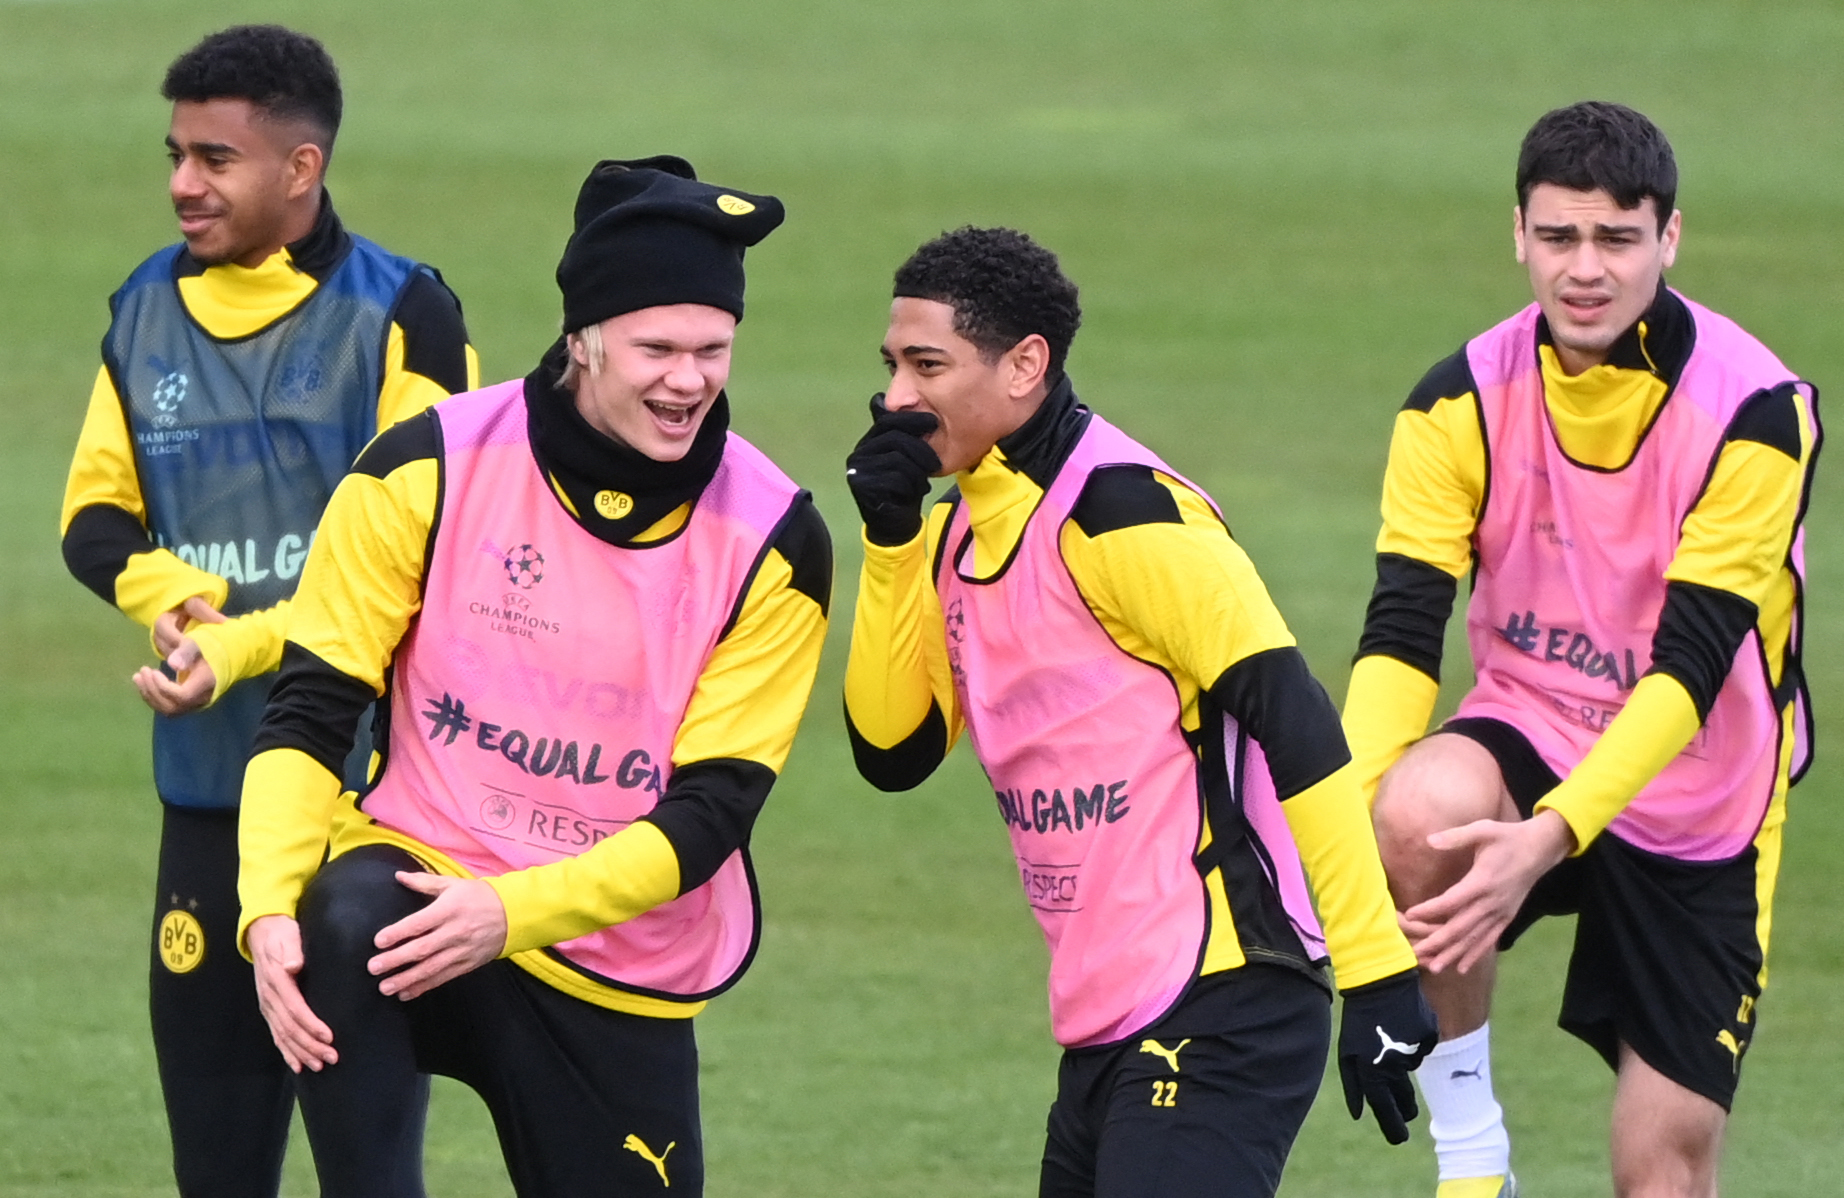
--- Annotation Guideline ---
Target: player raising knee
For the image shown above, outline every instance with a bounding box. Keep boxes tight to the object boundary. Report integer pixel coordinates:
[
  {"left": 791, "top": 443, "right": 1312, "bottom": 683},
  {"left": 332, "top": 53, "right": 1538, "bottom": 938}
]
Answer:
[{"left": 1344, "top": 101, "right": 1820, "bottom": 1198}]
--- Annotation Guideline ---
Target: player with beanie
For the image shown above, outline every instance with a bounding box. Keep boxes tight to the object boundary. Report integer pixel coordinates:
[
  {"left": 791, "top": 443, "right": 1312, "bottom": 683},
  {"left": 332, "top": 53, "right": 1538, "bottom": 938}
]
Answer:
[{"left": 236, "top": 156, "right": 831, "bottom": 1197}]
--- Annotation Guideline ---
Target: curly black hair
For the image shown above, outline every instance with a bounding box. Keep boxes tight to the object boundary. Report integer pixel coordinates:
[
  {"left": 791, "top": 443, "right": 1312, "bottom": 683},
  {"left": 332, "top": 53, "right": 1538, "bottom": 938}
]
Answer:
[
  {"left": 162, "top": 25, "right": 342, "bottom": 152},
  {"left": 1517, "top": 101, "right": 1676, "bottom": 233},
  {"left": 893, "top": 226, "right": 1082, "bottom": 383}
]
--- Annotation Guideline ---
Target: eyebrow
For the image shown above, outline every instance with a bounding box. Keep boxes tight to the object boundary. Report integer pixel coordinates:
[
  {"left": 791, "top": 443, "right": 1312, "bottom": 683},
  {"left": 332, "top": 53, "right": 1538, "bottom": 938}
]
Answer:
[
  {"left": 165, "top": 135, "right": 241, "bottom": 157},
  {"left": 1531, "top": 221, "right": 1645, "bottom": 237}
]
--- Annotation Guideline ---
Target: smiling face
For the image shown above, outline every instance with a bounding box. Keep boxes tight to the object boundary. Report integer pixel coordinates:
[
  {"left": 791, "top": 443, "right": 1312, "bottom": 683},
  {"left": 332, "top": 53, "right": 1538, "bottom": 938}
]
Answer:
[
  {"left": 569, "top": 304, "right": 736, "bottom": 461},
  {"left": 166, "top": 98, "right": 323, "bottom": 267},
  {"left": 1514, "top": 183, "right": 1680, "bottom": 375},
  {"left": 879, "top": 297, "right": 1049, "bottom": 476}
]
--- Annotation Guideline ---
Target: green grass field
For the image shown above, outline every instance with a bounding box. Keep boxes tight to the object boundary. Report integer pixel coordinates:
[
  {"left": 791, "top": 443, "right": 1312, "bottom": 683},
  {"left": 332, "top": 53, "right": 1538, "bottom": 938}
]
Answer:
[{"left": 3, "top": 1, "right": 1842, "bottom": 1193}]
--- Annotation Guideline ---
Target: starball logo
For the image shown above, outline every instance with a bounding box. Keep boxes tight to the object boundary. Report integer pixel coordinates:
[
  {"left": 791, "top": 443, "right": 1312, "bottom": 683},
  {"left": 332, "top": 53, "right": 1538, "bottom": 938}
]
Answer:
[{"left": 504, "top": 543, "right": 546, "bottom": 589}]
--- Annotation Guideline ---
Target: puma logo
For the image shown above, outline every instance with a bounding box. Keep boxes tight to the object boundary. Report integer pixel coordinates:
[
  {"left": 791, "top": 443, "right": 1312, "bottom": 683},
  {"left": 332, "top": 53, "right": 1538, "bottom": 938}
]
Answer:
[
  {"left": 624, "top": 1134, "right": 675, "bottom": 1187},
  {"left": 1373, "top": 1027, "right": 1420, "bottom": 1065},
  {"left": 1138, "top": 1038, "right": 1191, "bottom": 1073},
  {"left": 1448, "top": 1064, "right": 1483, "bottom": 1081},
  {"left": 1715, "top": 1029, "right": 1747, "bottom": 1073}
]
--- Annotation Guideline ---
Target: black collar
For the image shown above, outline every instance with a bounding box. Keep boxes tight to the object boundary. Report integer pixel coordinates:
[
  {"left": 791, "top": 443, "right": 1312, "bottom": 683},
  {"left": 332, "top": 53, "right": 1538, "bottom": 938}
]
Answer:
[
  {"left": 522, "top": 338, "right": 730, "bottom": 547},
  {"left": 172, "top": 189, "right": 349, "bottom": 280},
  {"left": 986, "top": 374, "right": 1091, "bottom": 489},
  {"left": 1535, "top": 279, "right": 1694, "bottom": 385}
]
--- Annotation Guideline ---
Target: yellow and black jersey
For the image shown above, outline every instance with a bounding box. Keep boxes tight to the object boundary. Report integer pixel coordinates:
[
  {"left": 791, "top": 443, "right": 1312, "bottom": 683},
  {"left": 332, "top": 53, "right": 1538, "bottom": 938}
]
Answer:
[
  {"left": 1346, "top": 284, "right": 1819, "bottom": 844},
  {"left": 845, "top": 383, "right": 1415, "bottom": 992},
  {"left": 238, "top": 373, "right": 832, "bottom": 1018},
  {"left": 59, "top": 197, "right": 478, "bottom": 696}
]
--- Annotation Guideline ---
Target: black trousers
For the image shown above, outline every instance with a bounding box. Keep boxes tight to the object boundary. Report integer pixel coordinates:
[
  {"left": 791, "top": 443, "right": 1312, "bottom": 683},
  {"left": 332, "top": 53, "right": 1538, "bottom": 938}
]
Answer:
[
  {"left": 150, "top": 804, "right": 295, "bottom": 1198},
  {"left": 295, "top": 845, "right": 704, "bottom": 1197}
]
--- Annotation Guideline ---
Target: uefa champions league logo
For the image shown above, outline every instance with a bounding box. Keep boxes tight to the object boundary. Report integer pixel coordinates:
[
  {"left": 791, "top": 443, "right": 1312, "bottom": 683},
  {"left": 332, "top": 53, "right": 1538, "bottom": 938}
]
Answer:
[
  {"left": 151, "top": 371, "right": 188, "bottom": 429},
  {"left": 503, "top": 544, "right": 545, "bottom": 589}
]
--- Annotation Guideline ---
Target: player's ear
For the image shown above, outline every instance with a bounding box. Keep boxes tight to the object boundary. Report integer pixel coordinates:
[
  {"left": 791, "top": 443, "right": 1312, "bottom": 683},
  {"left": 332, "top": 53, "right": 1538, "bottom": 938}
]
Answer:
[
  {"left": 1512, "top": 204, "right": 1528, "bottom": 265},
  {"left": 1004, "top": 333, "right": 1051, "bottom": 400},
  {"left": 1659, "top": 207, "right": 1682, "bottom": 269},
  {"left": 285, "top": 141, "right": 324, "bottom": 201}
]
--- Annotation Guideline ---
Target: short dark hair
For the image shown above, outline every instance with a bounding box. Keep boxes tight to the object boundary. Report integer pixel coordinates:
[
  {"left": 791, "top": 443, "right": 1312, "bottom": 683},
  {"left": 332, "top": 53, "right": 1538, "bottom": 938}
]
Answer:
[
  {"left": 894, "top": 226, "right": 1082, "bottom": 383},
  {"left": 1516, "top": 101, "right": 1676, "bottom": 233},
  {"left": 162, "top": 25, "right": 342, "bottom": 154}
]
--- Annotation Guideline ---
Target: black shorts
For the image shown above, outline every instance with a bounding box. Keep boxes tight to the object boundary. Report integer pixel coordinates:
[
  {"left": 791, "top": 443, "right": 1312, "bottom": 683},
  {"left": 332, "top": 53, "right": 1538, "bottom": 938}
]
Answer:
[
  {"left": 294, "top": 845, "right": 703, "bottom": 1198},
  {"left": 1039, "top": 964, "right": 1331, "bottom": 1198},
  {"left": 1443, "top": 716, "right": 1769, "bottom": 1109}
]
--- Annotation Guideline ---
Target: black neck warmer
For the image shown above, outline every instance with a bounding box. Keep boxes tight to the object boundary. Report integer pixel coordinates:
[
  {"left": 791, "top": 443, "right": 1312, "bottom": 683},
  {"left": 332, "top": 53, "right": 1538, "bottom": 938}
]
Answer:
[{"left": 523, "top": 338, "right": 730, "bottom": 546}]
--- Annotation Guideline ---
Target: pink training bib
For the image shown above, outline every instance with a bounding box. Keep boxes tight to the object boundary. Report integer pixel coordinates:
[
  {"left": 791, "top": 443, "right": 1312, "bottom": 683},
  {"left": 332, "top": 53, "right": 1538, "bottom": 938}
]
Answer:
[
  {"left": 360, "top": 379, "right": 801, "bottom": 998},
  {"left": 1456, "top": 294, "right": 1814, "bottom": 861},
  {"left": 938, "top": 414, "right": 1325, "bottom": 1048}
]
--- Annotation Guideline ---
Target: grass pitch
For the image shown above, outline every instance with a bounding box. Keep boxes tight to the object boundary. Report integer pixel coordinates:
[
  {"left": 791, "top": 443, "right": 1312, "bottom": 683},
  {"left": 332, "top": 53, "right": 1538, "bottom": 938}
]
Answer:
[{"left": 3, "top": 1, "right": 1841, "bottom": 1194}]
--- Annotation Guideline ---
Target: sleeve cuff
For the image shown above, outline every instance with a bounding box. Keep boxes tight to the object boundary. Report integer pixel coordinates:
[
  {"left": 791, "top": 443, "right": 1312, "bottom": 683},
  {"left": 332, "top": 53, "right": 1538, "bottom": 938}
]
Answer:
[
  {"left": 1532, "top": 672, "right": 1703, "bottom": 855},
  {"left": 187, "top": 605, "right": 289, "bottom": 704},
  {"left": 486, "top": 820, "right": 682, "bottom": 954}
]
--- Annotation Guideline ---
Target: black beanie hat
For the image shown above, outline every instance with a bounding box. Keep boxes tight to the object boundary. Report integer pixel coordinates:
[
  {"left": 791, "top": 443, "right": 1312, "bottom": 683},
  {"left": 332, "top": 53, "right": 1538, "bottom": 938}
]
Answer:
[{"left": 557, "top": 155, "right": 785, "bottom": 332}]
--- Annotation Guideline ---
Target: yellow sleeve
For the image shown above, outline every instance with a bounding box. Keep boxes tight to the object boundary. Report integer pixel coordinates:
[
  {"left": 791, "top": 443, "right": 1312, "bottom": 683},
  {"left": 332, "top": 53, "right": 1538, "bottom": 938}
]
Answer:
[
  {"left": 1664, "top": 437, "right": 1810, "bottom": 608},
  {"left": 1342, "top": 654, "right": 1442, "bottom": 808},
  {"left": 236, "top": 747, "right": 343, "bottom": 952},
  {"left": 488, "top": 823, "right": 684, "bottom": 954},
  {"left": 671, "top": 542, "right": 829, "bottom": 772},
  {"left": 286, "top": 460, "right": 437, "bottom": 692},
  {"left": 1535, "top": 673, "right": 1702, "bottom": 851},
  {"left": 189, "top": 602, "right": 291, "bottom": 702},
  {"left": 1375, "top": 399, "right": 1486, "bottom": 578},
  {"left": 61, "top": 366, "right": 228, "bottom": 625},
  {"left": 1343, "top": 390, "right": 1485, "bottom": 799},
  {"left": 844, "top": 502, "right": 963, "bottom": 749},
  {"left": 1281, "top": 767, "right": 1420, "bottom": 988},
  {"left": 375, "top": 325, "right": 480, "bottom": 429},
  {"left": 1060, "top": 473, "right": 1294, "bottom": 701}
]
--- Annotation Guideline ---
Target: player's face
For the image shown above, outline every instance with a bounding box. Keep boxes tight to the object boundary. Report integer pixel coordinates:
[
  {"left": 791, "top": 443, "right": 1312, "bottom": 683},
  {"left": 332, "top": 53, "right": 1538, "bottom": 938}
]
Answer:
[
  {"left": 571, "top": 304, "right": 735, "bottom": 462},
  {"left": 167, "top": 99, "right": 321, "bottom": 268},
  {"left": 880, "top": 297, "right": 1032, "bottom": 476},
  {"left": 1515, "top": 183, "right": 1680, "bottom": 375}
]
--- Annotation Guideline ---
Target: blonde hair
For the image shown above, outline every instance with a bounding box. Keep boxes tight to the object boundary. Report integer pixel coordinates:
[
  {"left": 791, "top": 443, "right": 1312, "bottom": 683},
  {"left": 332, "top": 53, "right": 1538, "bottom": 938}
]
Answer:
[{"left": 558, "top": 323, "right": 605, "bottom": 392}]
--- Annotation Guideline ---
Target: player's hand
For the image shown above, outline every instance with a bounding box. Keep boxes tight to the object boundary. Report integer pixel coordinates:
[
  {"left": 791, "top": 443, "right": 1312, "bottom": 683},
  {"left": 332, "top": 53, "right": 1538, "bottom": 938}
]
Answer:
[
  {"left": 368, "top": 872, "right": 508, "bottom": 1001},
  {"left": 1337, "top": 969, "right": 1438, "bottom": 1145},
  {"left": 1400, "top": 809, "right": 1576, "bottom": 975},
  {"left": 132, "top": 634, "right": 218, "bottom": 715},
  {"left": 153, "top": 594, "right": 225, "bottom": 656},
  {"left": 846, "top": 394, "right": 940, "bottom": 546},
  {"left": 248, "top": 914, "right": 338, "bottom": 1073}
]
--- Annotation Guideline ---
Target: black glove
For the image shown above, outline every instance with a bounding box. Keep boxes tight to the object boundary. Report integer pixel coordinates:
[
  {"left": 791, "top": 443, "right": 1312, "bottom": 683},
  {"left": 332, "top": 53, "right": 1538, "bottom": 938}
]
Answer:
[
  {"left": 1337, "top": 970, "right": 1438, "bottom": 1145},
  {"left": 845, "top": 394, "right": 940, "bottom": 546}
]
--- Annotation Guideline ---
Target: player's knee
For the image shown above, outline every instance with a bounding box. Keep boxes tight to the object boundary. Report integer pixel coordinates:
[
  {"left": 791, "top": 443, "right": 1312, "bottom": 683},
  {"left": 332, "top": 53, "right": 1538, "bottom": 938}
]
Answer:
[
  {"left": 1372, "top": 737, "right": 1506, "bottom": 883},
  {"left": 296, "top": 846, "right": 430, "bottom": 966}
]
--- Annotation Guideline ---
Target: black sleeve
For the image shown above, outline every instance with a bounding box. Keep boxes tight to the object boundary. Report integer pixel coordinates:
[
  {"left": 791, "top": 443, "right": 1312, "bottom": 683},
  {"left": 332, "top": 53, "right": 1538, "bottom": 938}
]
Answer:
[
  {"left": 1647, "top": 581, "right": 1759, "bottom": 721},
  {"left": 393, "top": 271, "right": 473, "bottom": 396},
  {"left": 1207, "top": 646, "right": 1352, "bottom": 800},
  {"left": 643, "top": 758, "right": 778, "bottom": 893},
  {"left": 61, "top": 503, "right": 156, "bottom": 604},
  {"left": 1355, "top": 552, "right": 1459, "bottom": 681},
  {"left": 251, "top": 642, "right": 378, "bottom": 778},
  {"left": 769, "top": 496, "right": 832, "bottom": 617},
  {"left": 845, "top": 700, "right": 949, "bottom": 793}
]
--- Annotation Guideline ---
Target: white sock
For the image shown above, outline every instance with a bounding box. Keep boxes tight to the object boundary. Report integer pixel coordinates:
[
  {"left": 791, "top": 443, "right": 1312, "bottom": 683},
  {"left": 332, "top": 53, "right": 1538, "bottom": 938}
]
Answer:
[{"left": 1417, "top": 1023, "right": 1511, "bottom": 1181}]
